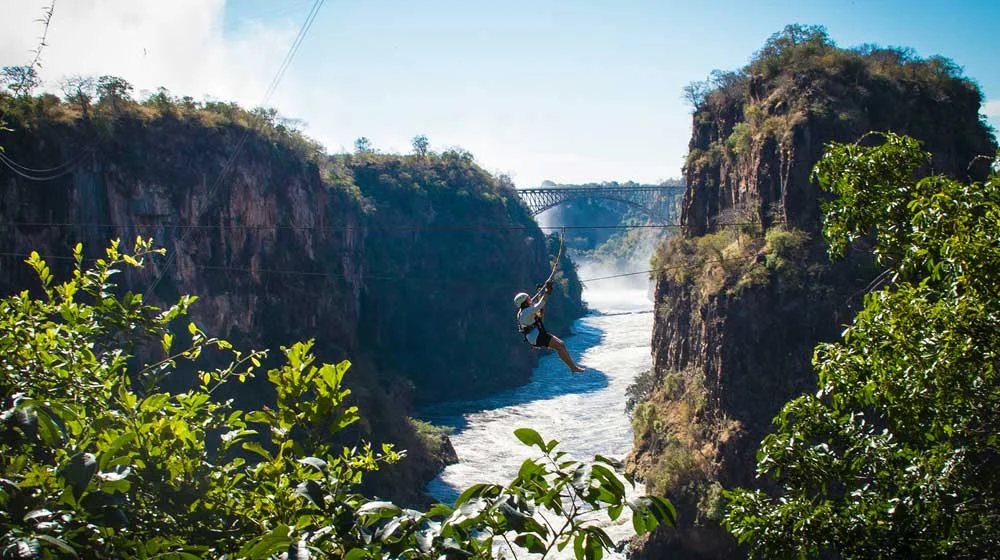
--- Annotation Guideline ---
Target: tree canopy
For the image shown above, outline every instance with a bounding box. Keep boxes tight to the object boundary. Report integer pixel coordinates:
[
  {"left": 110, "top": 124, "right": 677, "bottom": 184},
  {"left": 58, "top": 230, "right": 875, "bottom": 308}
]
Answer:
[
  {"left": 0, "top": 239, "right": 674, "bottom": 559},
  {"left": 724, "top": 133, "right": 1000, "bottom": 558}
]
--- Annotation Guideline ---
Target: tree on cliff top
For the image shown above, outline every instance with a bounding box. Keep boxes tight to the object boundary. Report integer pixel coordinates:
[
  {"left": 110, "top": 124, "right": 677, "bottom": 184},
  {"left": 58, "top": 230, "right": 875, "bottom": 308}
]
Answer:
[
  {"left": 0, "top": 238, "right": 673, "bottom": 559},
  {"left": 724, "top": 133, "right": 1000, "bottom": 558}
]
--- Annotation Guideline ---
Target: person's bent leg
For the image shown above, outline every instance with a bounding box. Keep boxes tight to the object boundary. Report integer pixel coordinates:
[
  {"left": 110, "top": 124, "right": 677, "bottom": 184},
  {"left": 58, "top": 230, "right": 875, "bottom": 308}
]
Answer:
[{"left": 547, "top": 335, "right": 585, "bottom": 372}]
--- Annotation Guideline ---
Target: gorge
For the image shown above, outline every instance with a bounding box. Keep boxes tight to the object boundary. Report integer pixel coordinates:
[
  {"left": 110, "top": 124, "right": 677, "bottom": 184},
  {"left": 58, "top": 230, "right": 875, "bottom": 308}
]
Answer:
[
  {"left": 2, "top": 20, "right": 998, "bottom": 560},
  {"left": 0, "top": 95, "right": 586, "bottom": 506}
]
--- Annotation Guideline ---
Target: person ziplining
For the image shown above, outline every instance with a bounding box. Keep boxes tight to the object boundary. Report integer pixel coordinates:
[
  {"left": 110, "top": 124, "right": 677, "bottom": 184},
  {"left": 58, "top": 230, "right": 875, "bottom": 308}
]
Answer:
[{"left": 513, "top": 231, "right": 586, "bottom": 373}]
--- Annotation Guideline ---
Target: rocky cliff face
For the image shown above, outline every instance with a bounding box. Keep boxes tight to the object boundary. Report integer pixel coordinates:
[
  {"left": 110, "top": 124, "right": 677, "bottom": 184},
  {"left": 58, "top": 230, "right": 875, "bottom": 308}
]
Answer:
[
  {"left": 628, "top": 27, "right": 997, "bottom": 558},
  {"left": 0, "top": 101, "right": 581, "bottom": 505},
  {"left": 349, "top": 153, "right": 585, "bottom": 402},
  {"left": 1, "top": 116, "right": 367, "bottom": 393}
]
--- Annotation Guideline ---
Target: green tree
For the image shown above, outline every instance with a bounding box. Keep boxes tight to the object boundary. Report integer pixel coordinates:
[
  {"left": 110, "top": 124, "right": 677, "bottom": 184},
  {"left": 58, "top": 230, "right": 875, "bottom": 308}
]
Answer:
[
  {"left": 0, "top": 239, "right": 674, "bottom": 559},
  {"left": 354, "top": 136, "right": 374, "bottom": 154},
  {"left": 681, "top": 78, "right": 711, "bottom": 111},
  {"left": 95, "top": 75, "right": 134, "bottom": 110},
  {"left": 724, "top": 133, "right": 1000, "bottom": 558},
  {"left": 147, "top": 86, "right": 175, "bottom": 116},
  {"left": 59, "top": 75, "right": 97, "bottom": 116},
  {"left": 411, "top": 134, "right": 429, "bottom": 157},
  {"left": 0, "top": 65, "right": 40, "bottom": 97}
]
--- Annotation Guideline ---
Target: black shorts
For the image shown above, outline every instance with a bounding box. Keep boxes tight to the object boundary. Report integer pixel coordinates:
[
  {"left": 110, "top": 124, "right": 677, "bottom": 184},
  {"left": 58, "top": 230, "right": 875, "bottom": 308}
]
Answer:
[{"left": 533, "top": 329, "right": 552, "bottom": 348}]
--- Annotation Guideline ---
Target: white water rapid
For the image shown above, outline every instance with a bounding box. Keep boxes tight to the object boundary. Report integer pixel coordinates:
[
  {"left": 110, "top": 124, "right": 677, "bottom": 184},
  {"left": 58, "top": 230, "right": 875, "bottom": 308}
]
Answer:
[{"left": 419, "top": 270, "right": 654, "bottom": 556}]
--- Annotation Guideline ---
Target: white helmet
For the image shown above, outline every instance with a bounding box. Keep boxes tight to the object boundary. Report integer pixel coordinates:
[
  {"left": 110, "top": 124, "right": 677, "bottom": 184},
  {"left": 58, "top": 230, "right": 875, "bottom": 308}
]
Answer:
[{"left": 513, "top": 292, "right": 530, "bottom": 307}]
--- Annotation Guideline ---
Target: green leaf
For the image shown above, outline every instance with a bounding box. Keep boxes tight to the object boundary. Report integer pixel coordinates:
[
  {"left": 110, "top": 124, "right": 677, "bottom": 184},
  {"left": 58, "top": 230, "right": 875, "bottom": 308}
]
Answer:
[
  {"left": 34, "top": 406, "right": 67, "bottom": 446},
  {"left": 513, "top": 427, "right": 545, "bottom": 450},
  {"left": 448, "top": 497, "right": 488, "bottom": 526},
  {"left": 245, "top": 410, "right": 273, "bottom": 424},
  {"left": 242, "top": 442, "right": 273, "bottom": 461},
  {"left": 514, "top": 533, "right": 547, "bottom": 554},
  {"left": 295, "top": 480, "right": 325, "bottom": 508},
  {"left": 343, "top": 550, "right": 368, "bottom": 560},
  {"left": 34, "top": 534, "right": 79, "bottom": 558},
  {"left": 453, "top": 483, "right": 498, "bottom": 507},
  {"left": 101, "top": 432, "right": 137, "bottom": 460},
  {"left": 651, "top": 496, "right": 678, "bottom": 527},
  {"left": 590, "top": 464, "right": 625, "bottom": 502},
  {"left": 241, "top": 525, "right": 292, "bottom": 559},
  {"left": 23, "top": 509, "right": 53, "bottom": 523},
  {"left": 140, "top": 393, "right": 171, "bottom": 412},
  {"left": 357, "top": 501, "right": 401, "bottom": 518},
  {"left": 297, "top": 457, "right": 327, "bottom": 472},
  {"left": 574, "top": 533, "right": 585, "bottom": 559},
  {"left": 498, "top": 497, "right": 532, "bottom": 533},
  {"left": 631, "top": 507, "right": 647, "bottom": 535},
  {"left": 594, "top": 454, "right": 624, "bottom": 470},
  {"left": 584, "top": 529, "right": 607, "bottom": 560},
  {"left": 375, "top": 517, "right": 403, "bottom": 541},
  {"left": 61, "top": 452, "right": 98, "bottom": 500},
  {"left": 424, "top": 503, "right": 454, "bottom": 517},
  {"left": 518, "top": 458, "right": 542, "bottom": 479}
]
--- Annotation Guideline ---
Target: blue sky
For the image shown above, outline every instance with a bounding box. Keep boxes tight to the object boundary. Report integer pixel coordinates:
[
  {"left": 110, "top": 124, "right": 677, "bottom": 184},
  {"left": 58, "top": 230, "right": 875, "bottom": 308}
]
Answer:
[
  {"left": 238, "top": 0, "right": 1000, "bottom": 185},
  {"left": 2, "top": 0, "right": 998, "bottom": 186}
]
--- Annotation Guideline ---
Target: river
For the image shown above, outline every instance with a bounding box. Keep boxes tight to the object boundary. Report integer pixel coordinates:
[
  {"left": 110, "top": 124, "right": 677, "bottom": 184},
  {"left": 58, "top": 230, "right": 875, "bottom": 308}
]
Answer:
[{"left": 419, "top": 275, "right": 654, "bottom": 554}]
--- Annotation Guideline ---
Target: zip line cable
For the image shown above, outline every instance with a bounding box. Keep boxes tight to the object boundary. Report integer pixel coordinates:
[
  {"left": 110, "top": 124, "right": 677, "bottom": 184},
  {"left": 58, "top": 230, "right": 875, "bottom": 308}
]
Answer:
[
  {"left": 0, "top": 119, "right": 106, "bottom": 178},
  {"left": 532, "top": 228, "right": 565, "bottom": 297},
  {"left": 0, "top": 250, "right": 754, "bottom": 288},
  {"left": 0, "top": 151, "right": 89, "bottom": 182},
  {"left": 3, "top": 0, "right": 697, "bottom": 291},
  {"left": 144, "top": 0, "right": 326, "bottom": 298},
  {"left": 261, "top": 0, "right": 324, "bottom": 103},
  {"left": 0, "top": 0, "right": 308, "bottom": 180},
  {"left": 0, "top": 141, "right": 102, "bottom": 181},
  {"left": 208, "top": 1, "right": 315, "bottom": 34},
  {"left": 0, "top": 221, "right": 760, "bottom": 233},
  {"left": 0, "top": 143, "right": 92, "bottom": 174}
]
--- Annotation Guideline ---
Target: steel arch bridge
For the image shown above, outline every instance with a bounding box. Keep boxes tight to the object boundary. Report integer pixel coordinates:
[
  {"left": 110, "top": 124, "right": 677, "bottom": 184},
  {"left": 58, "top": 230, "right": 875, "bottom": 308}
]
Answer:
[{"left": 516, "top": 185, "right": 686, "bottom": 223}]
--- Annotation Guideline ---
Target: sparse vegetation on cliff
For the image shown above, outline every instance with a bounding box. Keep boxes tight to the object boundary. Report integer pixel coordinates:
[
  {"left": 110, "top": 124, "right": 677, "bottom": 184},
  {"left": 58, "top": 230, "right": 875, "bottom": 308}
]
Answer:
[
  {"left": 630, "top": 24, "right": 997, "bottom": 559},
  {"left": 682, "top": 24, "right": 996, "bottom": 236}
]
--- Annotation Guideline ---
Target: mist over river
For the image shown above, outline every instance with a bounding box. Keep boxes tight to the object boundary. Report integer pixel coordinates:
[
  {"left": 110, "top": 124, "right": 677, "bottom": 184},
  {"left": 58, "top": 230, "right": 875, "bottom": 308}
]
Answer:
[{"left": 418, "top": 265, "right": 654, "bottom": 553}]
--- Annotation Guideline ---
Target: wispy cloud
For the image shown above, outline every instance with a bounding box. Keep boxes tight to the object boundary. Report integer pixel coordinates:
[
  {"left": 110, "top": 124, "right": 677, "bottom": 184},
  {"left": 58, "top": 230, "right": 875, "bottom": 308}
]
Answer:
[
  {"left": 0, "top": 0, "right": 294, "bottom": 110},
  {"left": 983, "top": 100, "right": 1000, "bottom": 119}
]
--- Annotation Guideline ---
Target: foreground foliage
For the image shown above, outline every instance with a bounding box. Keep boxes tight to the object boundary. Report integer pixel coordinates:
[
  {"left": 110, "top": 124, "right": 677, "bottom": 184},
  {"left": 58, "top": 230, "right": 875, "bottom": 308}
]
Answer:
[
  {"left": 0, "top": 239, "right": 673, "bottom": 558},
  {"left": 724, "top": 133, "right": 1000, "bottom": 558}
]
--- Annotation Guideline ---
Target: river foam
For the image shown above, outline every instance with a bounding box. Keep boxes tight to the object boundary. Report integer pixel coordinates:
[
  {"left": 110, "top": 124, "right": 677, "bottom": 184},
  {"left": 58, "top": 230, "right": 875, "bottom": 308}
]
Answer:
[{"left": 420, "top": 281, "right": 654, "bottom": 556}]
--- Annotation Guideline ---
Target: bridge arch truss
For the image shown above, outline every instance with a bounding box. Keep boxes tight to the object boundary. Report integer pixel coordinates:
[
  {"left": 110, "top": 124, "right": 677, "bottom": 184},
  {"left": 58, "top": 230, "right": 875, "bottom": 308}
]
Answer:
[{"left": 516, "top": 185, "right": 686, "bottom": 224}]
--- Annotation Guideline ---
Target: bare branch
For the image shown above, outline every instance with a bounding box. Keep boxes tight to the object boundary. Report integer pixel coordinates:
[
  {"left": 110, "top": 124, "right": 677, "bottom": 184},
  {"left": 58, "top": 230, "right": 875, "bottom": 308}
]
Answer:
[{"left": 28, "top": 0, "right": 57, "bottom": 76}]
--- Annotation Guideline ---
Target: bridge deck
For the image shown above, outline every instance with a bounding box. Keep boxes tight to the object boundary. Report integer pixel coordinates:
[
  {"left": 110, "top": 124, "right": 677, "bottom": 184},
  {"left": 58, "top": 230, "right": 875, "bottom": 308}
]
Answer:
[{"left": 516, "top": 185, "right": 685, "bottom": 221}]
